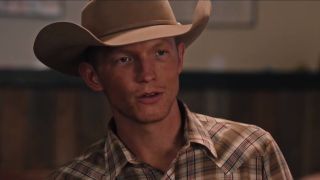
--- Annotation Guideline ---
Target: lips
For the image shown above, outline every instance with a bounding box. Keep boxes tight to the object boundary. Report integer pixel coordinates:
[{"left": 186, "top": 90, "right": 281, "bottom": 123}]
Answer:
[
  {"left": 137, "top": 91, "right": 163, "bottom": 104},
  {"left": 142, "top": 92, "right": 159, "bottom": 97}
]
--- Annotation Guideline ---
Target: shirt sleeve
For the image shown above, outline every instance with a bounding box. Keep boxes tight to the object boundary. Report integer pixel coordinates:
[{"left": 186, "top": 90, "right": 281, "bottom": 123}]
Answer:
[{"left": 262, "top": 133, "right": 293, "bottom": 180}]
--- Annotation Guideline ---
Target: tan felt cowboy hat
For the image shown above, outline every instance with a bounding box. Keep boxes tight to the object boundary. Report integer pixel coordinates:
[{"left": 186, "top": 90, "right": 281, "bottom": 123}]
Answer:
[{"left": 34, "top": 0, "right": 212, "bottom": 76}]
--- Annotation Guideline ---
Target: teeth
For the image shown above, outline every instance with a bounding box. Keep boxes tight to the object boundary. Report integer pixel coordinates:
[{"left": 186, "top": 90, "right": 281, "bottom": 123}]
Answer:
[{"left": 144, "top": 93, "right": 156, "bottom": 97}]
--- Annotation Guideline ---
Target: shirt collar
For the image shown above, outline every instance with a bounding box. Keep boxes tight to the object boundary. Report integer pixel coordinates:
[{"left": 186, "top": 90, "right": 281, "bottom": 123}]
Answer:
[
  {"left": 103, "top": 120, "right": 140, "bottom": 178},
  {"left": 179, "top": 101, "right": 218, "bottom": 159},
  {"left": 103, "top": 100, "right": 219, "bottom": 176}
]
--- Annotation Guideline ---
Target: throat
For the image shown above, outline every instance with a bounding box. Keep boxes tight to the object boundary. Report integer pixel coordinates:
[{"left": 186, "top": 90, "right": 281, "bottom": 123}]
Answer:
[
  {"left": 140, "top": 143, "right": 183, "bottom": 172},
  {"left": 114, "top": 100, "right": 186, "bottom": 171},
  {"left": 130, "top": 122, "right": 186, "bottom": 171}
]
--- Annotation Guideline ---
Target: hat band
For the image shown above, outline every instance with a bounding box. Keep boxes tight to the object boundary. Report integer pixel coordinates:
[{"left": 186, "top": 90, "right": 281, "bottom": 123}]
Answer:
[{"left": 97, "top": 19, "right": 178, "bottom": 39}]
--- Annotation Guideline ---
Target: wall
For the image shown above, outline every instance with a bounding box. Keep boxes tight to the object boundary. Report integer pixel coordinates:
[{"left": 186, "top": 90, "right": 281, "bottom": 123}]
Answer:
[
  {"left": 0, "top": 1, "right": 86, "bottom": 69},
  {"left": 185, "top": 1, "right": 320, "bottom": 72},
  {"left": 1, "top": 71, "right": 320, "bottom": 178},
  {"left": 0, "top": 1, "right": 319, "bottom": 72}
]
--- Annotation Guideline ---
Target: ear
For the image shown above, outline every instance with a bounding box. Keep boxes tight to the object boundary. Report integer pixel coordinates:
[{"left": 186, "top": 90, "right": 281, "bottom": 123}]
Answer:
[
  {"left": 78, "top": 62, "right": 103, "bottom": 91},
  {"left": 176, "top": 42, "right": 185, "bottom": 74}
]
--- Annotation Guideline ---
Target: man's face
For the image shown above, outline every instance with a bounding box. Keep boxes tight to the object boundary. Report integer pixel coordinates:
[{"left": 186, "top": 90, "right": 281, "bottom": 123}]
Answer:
[{"left": 82, "top": 38, "right": 185, "bottom": 124}]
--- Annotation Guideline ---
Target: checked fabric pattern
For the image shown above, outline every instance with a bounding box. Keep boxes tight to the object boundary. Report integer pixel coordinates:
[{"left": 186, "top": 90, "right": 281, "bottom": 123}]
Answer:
[{"left": 51, "top": 101, "right": 292, "bottom": 180}]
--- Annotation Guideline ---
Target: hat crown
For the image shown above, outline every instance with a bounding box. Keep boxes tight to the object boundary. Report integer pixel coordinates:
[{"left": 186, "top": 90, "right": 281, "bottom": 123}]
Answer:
[
  {"left": 81, "top": 0, "right": 177, "bottom": 38},
  {"left": 34, "top": 0, "right": 211, "bottom": 76}
]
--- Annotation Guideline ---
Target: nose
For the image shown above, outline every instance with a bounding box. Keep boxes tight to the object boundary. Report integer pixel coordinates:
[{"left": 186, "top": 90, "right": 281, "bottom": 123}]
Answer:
[{"left": 135, "top": 57, "right": 156, "bottom": 83}]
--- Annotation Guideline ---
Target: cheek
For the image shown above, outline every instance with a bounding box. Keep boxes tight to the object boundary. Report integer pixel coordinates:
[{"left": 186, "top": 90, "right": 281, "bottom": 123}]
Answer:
[
  {"left": 103, "top": 81, "right": 128, "bottom": 108},
  {"left": 157, "top": 63, "right": 180, "bottom": 93},
  {"left": 101, "top": 72, "right": 135, "bottom": 100},
  {"left": 159, "top": 60, "right": 181, "bottom": 79}
]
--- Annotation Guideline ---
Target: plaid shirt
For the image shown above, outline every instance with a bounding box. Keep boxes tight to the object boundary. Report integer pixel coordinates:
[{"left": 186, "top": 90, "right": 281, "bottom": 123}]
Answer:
[{"left": 51, "top": 102, "right": 292, "bottom": 180}]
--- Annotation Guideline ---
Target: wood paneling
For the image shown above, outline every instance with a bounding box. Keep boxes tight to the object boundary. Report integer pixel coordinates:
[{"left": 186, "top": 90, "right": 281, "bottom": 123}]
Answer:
[
  {"left": 0, "top": 71, "right": 320, "bottom": 178},
  {"left": 0, "top": 89, "right": 30, "bottom": 169}
]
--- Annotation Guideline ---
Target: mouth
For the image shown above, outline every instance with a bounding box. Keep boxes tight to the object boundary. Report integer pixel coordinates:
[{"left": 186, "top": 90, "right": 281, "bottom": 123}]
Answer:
[{"left": 137, "top": 91, "right": 163, "bottom": 104}]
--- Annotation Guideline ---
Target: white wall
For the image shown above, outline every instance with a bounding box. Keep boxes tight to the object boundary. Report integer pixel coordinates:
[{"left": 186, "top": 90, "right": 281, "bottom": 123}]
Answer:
[
  {"left": 185, "top": 1, "right": 320, "bottom": 72},
  {"left": 0, "top": 1, "right": 86, "bottom": 70},
  {"left": 0, "top": 1, "right": 319, "bottom": 72}
]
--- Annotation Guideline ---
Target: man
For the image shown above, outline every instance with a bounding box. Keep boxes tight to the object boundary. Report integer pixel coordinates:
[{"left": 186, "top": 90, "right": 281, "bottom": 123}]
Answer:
[{"left": 34, "top": 0, "right": 292, "bottom": 179}]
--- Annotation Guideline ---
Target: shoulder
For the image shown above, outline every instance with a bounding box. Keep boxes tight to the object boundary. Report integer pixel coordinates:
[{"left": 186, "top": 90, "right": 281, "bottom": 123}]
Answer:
[
  {"left": 194, "top": 113, "right": 276, "bottom": 158},
  {"left": 49, "top": 139, "right": 107, "bottom": 179},
  {"left": 190, "top": 112, "right": 292, "bottom": 178}
]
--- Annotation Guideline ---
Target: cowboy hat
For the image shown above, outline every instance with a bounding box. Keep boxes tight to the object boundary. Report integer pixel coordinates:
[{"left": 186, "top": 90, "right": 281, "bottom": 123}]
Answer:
[{"left": 34, "top": 0, "right": 212, "bottom": 76}]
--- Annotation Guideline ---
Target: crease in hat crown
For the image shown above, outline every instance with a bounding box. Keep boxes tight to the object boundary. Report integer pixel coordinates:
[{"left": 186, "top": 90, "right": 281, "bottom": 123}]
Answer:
[
  {"left": 33, "top": 0, "right": 212, "bottom": 76},
  {"left": 81, "top": 0, "right": 178, "bottom": 38}
]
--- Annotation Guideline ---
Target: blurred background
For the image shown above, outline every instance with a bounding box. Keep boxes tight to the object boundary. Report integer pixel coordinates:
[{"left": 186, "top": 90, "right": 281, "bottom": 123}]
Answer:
[{"left": 0, "top": 0, "right": 319, "bottom": 179}]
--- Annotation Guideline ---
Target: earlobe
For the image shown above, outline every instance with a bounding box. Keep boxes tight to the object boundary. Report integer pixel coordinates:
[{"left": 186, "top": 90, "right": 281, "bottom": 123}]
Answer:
[{"left": 78, "top": 62, "right": 103, "bottom": 91}]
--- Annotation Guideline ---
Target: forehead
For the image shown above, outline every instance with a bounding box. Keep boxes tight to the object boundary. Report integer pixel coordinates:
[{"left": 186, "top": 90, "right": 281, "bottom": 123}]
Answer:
[{"left": 85, "top": 37, "right": 177, "bottom": 63}]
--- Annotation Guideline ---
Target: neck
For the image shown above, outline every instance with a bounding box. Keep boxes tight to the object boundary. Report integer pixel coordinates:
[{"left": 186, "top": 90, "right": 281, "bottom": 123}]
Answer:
[{"left": 114, "top": 100, "right": 184, "bottom": 171}]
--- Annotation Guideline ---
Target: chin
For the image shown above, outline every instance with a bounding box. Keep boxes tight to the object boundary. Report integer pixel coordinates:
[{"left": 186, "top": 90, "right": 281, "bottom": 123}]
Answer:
[
  {"left": 133, "top": 110, "right": 169, "bottom": 124},
  {"left": 114, "top": 95, "right": 177, "bottom": 125}
]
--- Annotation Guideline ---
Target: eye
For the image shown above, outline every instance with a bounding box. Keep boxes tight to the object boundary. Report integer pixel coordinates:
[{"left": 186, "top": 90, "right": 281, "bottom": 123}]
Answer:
[
  {"left": 116, "top": 56, "right": 133, "bottom": 65},
  {"left": 155, "top": 49, "right": 168, "bottom": 57}
]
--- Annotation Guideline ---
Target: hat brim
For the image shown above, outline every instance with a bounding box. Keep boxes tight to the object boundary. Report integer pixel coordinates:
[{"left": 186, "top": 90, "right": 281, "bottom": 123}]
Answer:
[{"left": 34, "top": 0, "right": 211, "bottom": 76}]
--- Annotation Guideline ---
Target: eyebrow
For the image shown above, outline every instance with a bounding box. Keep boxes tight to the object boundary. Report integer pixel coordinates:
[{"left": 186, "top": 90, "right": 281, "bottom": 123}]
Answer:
[{"left": 110, "top": 39, "right": 174, "bottom": 55}]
